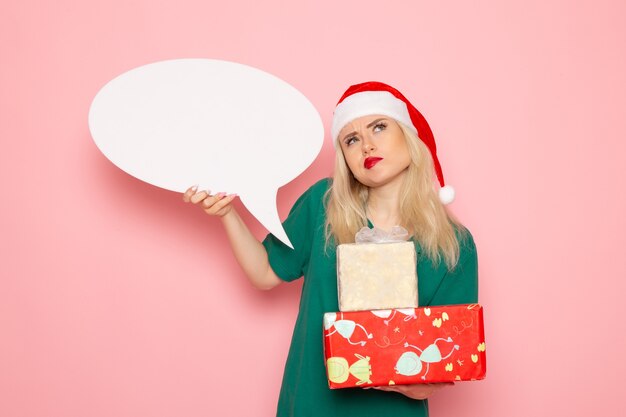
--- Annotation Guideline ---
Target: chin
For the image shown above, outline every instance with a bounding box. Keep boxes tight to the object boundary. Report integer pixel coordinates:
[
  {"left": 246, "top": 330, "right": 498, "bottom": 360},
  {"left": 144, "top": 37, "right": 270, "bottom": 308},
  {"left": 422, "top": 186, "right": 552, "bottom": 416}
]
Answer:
[
  {"left": 354, "top": 170, "right": 407, "bottom": 189},
  {"left": 354, "top": 175, "right": 389, "bottom": 188}
]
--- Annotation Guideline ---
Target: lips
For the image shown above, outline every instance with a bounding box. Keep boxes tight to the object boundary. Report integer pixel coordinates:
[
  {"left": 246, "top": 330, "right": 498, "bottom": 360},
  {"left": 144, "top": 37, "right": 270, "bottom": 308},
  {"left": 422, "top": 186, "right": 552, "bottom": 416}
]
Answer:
[{"left": 364, "top": 157, "right": 383, "bottom": 169}]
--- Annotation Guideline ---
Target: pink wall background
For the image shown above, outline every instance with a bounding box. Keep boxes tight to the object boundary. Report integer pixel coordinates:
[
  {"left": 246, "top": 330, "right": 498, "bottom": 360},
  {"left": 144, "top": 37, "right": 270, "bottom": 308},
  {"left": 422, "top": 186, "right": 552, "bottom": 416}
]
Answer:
[{"left": 2, "top": 0, "right": 625, "bottom": 416}]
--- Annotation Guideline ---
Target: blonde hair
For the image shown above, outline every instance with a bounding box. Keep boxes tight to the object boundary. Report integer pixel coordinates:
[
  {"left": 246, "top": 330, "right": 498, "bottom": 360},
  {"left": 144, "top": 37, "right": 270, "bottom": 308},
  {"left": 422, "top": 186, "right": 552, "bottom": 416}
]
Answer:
[{"left": 324, "top": 121, "right": 466, "bottom": 270}]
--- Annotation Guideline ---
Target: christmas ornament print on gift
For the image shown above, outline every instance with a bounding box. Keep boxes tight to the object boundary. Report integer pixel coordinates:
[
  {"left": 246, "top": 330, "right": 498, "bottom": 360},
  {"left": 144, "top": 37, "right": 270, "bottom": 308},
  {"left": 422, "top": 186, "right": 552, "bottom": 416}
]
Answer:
[
  {"left": 324, "top": 312, "right": 373, "bottom": 346},
  {"left": 327, "top": 354, "right": 373, "bottom": 385},
  {"left": 395, "top": 337, "right": 459, "bottom": 380}
]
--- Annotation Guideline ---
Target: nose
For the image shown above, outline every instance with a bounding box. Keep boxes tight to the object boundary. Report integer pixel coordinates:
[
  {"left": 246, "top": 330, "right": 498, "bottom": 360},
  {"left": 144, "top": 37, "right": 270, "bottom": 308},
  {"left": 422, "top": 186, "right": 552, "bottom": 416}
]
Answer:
[{"left": 361, "top": 136, "right": 375, "bottom": 155}]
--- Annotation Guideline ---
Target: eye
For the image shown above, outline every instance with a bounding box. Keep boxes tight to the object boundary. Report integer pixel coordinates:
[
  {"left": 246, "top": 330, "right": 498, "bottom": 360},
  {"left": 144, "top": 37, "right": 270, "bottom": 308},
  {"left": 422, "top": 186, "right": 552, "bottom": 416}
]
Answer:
[
  {"left": 344, "top": 136, "right": 358, "bottom": 147},
  {"left": 373, "top": 122, "right": 387, "bottom": 133}
]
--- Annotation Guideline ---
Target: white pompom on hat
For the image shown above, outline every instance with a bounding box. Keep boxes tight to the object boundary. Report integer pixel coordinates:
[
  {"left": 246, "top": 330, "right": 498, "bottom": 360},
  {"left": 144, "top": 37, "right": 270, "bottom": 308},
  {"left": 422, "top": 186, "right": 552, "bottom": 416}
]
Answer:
[{"left": 332, "top": 81, "right": 455, "bottom": 205}]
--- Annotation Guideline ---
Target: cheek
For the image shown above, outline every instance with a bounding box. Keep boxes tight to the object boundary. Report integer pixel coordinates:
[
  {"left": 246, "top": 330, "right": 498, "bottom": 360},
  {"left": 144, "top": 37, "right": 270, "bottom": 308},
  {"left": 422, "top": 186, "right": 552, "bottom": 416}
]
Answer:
[
  {"left": 399, "top": 148, "right": 412, "bottom": 166},
  {"left": 393, "top": 140, "right": 411, "bottom": 165},
  {"left": 386, "top": 146, "right": 412, "bottom": 172},
  {"left": 343, "top": 149, "right": 361, "bottom": 171}
]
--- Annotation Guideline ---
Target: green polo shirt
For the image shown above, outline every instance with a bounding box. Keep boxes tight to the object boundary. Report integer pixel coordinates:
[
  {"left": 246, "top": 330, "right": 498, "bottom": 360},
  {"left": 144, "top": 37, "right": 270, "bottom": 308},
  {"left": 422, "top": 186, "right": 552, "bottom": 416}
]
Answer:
[{"left": 263, "top": 178, "right": 478, "bottom": 417}]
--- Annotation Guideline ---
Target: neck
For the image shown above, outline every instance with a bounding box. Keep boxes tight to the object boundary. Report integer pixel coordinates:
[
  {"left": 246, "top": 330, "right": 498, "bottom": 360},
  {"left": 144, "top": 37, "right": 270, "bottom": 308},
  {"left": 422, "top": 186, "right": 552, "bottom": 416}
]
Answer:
[{"left": 366, "top": 176, "right": 404, "bottom": 228}]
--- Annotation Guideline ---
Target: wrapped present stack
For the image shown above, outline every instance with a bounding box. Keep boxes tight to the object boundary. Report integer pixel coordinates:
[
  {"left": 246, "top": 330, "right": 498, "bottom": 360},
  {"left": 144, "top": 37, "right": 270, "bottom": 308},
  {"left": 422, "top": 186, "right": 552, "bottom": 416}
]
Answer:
[{"left": 323, "top": 227, "right": 486, "bottom": 389}]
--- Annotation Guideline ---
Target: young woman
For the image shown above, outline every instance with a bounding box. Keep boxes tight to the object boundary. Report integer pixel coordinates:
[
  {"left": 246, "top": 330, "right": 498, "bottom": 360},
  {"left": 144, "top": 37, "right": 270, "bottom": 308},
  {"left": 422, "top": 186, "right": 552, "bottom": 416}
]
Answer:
[{"left": 183, "top": 82, "right": 478, "bottom": 417}]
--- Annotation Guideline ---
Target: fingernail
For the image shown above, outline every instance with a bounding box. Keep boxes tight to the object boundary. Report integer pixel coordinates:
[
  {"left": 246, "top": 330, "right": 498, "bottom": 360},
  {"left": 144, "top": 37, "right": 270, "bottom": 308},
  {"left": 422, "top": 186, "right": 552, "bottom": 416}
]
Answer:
[
  {"left": 191, "top": 185, "right": 198, "bottom": 191},
  {"left": 216, "top": 192, "right": 226, "bottom": 198}
]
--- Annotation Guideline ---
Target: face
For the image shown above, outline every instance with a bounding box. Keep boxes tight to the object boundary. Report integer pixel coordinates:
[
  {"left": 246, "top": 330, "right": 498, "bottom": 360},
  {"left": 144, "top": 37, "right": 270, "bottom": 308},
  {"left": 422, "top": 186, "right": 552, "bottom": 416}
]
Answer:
[{"left": 337, "top": 114, "right": 412, "bottom": 188}]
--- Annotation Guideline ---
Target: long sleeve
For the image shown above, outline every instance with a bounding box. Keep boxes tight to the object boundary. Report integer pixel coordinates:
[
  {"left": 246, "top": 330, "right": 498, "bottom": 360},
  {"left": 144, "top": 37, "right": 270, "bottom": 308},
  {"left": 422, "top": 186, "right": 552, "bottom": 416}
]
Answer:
[{"left": 261, "top": 179, "right": 329, "bottom": 282}]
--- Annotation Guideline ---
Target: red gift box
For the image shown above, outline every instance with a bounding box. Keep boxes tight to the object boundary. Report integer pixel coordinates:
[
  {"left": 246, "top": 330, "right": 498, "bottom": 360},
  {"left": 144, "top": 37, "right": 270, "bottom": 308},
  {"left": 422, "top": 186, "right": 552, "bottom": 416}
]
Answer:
[{"left": 323, "top": 304, "right": 486, "bottom": 388}]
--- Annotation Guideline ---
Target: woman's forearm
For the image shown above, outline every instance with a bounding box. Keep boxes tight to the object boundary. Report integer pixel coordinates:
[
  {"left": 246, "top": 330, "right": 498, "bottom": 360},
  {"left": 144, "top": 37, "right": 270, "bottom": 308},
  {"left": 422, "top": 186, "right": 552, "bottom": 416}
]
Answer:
[{"left": 220, "top": 209, "right": 282, "bottom": 290}]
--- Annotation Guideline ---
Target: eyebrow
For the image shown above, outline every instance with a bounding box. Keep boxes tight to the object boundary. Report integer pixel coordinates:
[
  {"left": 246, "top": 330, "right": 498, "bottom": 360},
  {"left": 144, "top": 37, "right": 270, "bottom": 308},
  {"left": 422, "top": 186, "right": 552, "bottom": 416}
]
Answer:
[{"left": 342, "top": 118, "right": 387, "bottom": 141}]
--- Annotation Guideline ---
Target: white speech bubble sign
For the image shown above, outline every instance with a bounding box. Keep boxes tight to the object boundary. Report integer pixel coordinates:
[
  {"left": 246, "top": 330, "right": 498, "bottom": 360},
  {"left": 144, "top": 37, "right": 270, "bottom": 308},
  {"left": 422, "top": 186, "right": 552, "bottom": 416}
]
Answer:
[{"left": 88, "top": 59, "right": 324, "bottom": 248}]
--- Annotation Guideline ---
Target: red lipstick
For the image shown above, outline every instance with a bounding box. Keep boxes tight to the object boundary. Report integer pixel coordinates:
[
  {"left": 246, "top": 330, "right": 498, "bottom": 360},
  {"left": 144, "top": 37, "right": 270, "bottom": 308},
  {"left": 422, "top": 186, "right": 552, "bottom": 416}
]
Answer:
[{"left": 364, "top": 157, "right": 383, "bottom": 169}]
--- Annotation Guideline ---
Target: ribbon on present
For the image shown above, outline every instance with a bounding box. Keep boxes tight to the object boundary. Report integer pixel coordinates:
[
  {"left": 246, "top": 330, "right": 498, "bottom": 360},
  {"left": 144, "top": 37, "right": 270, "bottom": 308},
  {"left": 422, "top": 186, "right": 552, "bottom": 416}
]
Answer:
[{"left": 355, "top": 226, "right": 409, "bottom": 244}]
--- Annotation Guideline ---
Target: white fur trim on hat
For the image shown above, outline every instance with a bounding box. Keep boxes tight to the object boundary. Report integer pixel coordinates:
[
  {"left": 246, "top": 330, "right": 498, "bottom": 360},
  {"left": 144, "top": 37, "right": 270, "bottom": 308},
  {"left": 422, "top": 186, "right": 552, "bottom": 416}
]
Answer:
[{"left": 331, "top": 91, "right": 417, "bottom": 144}]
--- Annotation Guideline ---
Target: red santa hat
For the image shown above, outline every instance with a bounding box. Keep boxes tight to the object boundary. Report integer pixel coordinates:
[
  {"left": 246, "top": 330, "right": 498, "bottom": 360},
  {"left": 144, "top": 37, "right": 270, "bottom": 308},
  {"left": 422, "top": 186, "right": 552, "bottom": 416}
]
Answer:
[{"left": 331, "top": 81, "right": 455, "bottom": 204}]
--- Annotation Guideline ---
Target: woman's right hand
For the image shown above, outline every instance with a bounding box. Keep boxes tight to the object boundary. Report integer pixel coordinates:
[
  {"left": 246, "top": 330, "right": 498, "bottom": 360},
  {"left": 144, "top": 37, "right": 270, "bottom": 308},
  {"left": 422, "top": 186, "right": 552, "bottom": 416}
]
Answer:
[{"left": 182, "top": 186, "right": 237, "bottom": 217}]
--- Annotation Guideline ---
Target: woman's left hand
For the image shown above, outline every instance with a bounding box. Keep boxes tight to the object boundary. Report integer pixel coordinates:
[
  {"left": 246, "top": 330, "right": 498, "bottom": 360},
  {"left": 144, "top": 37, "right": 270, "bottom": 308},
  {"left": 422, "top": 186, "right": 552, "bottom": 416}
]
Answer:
[{"left": 372, "top": 382, "right": 454, "bottom": 400}]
